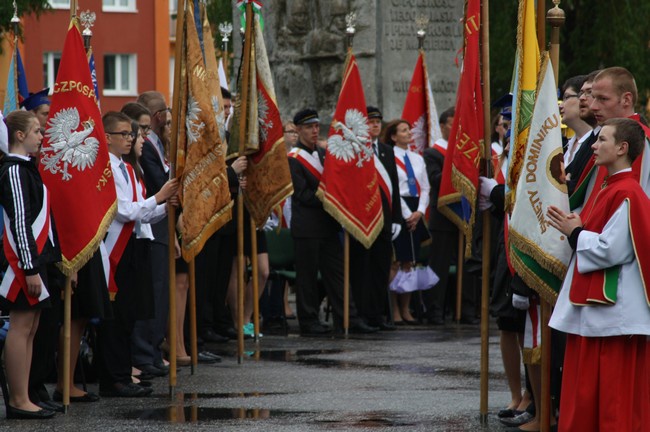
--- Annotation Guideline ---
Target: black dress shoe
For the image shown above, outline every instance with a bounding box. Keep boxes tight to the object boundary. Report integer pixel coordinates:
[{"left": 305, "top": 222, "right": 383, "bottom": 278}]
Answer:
[
  {"left": 349, "top": 322, "right": 380, "bottom": 334},
  {"left": 378, "top": 322, "right": 397, "bottom": 331},
  {"left": 99, "top": 382, "right": 151, "bottom": 398},
  {"left": 197, "top": 351, "right": 220, "bottom": 364},
  {"left": 202, "top": 329, "right": 230, "bottom": 343},
  {"left": 6, "top": 405, "right": 55, "bottom": 419},
  {"left": 200, "top": 351, "right": 223, "bottom": 361},
  {"left": 403, "top": 319, "right": 420, "bottom": 325},
  {"left": 53, "top": 389, "right": 101, "bottom": 403},
  {"left": 137, "top": 364, "right": 168, "bottom": 377},
  {"left": 497, "top": 408, "right": 523, "bottom": 418},
  {"left": 36, "top": 401, "right": 65, "bottom": 413},
  {"left": 300, "top": 323, "right": 332, "bottom": 336},
  {"left": 153, "top": 362, "right": 170, "bottom": 373}
]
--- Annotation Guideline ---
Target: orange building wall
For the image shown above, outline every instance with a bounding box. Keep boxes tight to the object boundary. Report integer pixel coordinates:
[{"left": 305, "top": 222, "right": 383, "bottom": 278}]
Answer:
[{"left": 21, "top": 0, "right": 170, "bottom": 113}]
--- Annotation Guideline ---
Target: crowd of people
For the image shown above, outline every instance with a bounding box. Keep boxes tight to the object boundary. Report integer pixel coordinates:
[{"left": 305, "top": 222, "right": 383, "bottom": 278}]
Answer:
[{"left": 1, "top": 65, "right": 649, "bottom": 432}]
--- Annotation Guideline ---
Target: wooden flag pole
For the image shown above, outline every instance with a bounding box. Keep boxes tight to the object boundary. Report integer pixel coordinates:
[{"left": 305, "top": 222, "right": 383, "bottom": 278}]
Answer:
[
  {"left": 237, "top": 2, "right": 254, "bottom": 364},
  {"left": 343, "top": 232, "right": 350, "bottom": 336},
  {"left": 188, "top": 258, "right": 198, "bottom": 373},
  {"left": 250, "top": 217, "right": 260, "bottom": 342},
  {"left": 541, "top": 5, "right": 565, "bottom": 432},
  {"left": 62, "top": 0, "right": 77, "bottom": 412},
  {"left": 168, "top": 0, "right": 187, "bottom": 397},
  {"left": 61, "top": 276, "right": 72, "bottom": 412},
  {"left": 455, "top": 231, "right": 464, "bottom": 323},
  {"left": 479, "top": 0, "right": 491, "bottom": 423}
]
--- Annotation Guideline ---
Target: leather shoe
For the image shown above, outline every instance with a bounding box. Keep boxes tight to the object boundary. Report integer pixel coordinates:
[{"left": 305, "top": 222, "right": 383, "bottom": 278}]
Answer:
[
  {"left": 500, "top": 411, "right": 533, "bottom": 427},
  {"left": 201, "top": 329, "right": 230, "bottom": 343},
  {"left": 404, "top": 319, "right": 419, "bottom": 325},
  {"left": 6, "top": 405, "right": 55, "bottom": 419},
  {"left": 498, "top": 408, "right": 523, "bottom": 418},
  {"left": 349, "top": 322, "right": 379, "bottom": 334},
  {"left": 53, "top": 389, "right": 100, "bottom": 403},
  {"left": 198, "top": 351, "right": 221, "bottom": 364},
  {"left": 300, "top": 323, "right": 331, "bottom": 336},
  {"left": 36, "top": 400, "right": 64, "bottom": 413},
  {"left": 176, "top": 356, "right": 191, "bottom": 366},
  {"left": 99, "top": 382, "right": 151, "bottom": 398},
  {"left": 377, "top": 322, "right": 397, "bottom": 331},
  {"left": 216, "top": 327, "right": 238, "bottom": 340},
  {"left": 137, "top": 364, "right": 168, "bottom": 377}
]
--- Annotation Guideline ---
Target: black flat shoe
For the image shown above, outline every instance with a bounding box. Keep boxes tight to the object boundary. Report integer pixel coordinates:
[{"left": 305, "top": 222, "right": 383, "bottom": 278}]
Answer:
[
  {"left": 99, "top": 382, "right": 151, "bottom": 398},
  {"left": 498, "top": 408, "right": 522, "bottom": 418},
  {"left": 6, "top": 405, "right": 55, "bottom": 419},
  {"left": 36, "top": 400, "right": 65, "bottom": 412},
  {"left": 53, "top": 389, "right": 101, "bottom": 403},
  {"left": 403, "top": 319, "right": 420, "bottom": 325}
]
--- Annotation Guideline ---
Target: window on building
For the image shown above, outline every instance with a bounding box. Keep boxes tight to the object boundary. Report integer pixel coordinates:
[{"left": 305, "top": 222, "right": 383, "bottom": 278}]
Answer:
[
  {"left": 48, "top": 0, "right": 70, "bottom": 9},
  {"left": 103, "top": 54, "right": 137, "bottom": 96},
  {"left": 43, "top": 52, "right": 62, "bottom": 91},
  {"left": 102, "top": 0, "right": 136, "bottom": 12}
]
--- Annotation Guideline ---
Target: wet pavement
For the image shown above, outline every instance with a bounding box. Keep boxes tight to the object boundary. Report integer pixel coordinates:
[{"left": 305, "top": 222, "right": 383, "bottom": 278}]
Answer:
[{"left": 1, "top": 321, "right": 518, "bottom": 431}]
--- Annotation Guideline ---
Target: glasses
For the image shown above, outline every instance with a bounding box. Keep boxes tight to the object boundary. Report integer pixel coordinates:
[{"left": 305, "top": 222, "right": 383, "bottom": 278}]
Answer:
[
  {"left": 562, "top": 94, "right": 579, "bottom": 102},
  {"left": 106, "top": 131, "right": 136, "bottom": 140},
  {"left": 578, "top": 89, "right": 593, "bottom": 99},
  {"left": 284, "top": 130, "right": 298, "bottom": 135},
  {"left": 139, "top": 124, "right": 151, "bottom": 133}
]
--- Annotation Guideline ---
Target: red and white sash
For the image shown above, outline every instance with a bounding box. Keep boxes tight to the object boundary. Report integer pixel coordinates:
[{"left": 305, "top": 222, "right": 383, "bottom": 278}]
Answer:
[
  {"left": 373, "top": 154, "right": 393, "bottom": 209},
  {"left": 288, "top": 147, "right": 323, "bottom": 181},
  {"left": 103, "top": 162, "right": 138, "bottom": 298},
  {"left": 0, "top": 184, "right": 52, "bottom": 305},
  {"left": 394, "top": 155, "right": 421, "bottom": 196}
]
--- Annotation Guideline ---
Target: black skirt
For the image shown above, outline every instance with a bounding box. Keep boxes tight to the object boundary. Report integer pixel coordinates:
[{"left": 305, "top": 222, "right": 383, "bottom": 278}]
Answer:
[
  {"left": 0, "top": 265, "right": 52, "bottom": 312},
  {"left": 71, "top": 248, "right": 113, "bottom": 320},
  {"left": 393, "top": 196, "right": 430, "bottom": 263}
]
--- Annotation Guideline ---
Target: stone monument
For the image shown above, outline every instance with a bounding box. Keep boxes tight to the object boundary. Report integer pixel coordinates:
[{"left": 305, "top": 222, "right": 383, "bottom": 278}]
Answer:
[{"left": 232, "top": 0, "right": 465, "bottom": 127}]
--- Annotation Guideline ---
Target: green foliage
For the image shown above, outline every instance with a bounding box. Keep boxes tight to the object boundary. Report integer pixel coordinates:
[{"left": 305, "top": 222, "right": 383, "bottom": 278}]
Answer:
[
  {"left": 489, "top": 0, "right": 650, "bottom": 112},
  {"left": 0, "top": 0, "right": 51, "bottom": 37}
]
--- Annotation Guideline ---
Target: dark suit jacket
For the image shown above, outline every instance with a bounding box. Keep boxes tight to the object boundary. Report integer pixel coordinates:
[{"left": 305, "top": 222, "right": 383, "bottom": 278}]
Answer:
[
  {"left": 566, "top": 130, "right": 597, "bottom": 196},
  {"left": 375, "top": 141, "right": 403, "bottom": 233},
  {"left": 288, "top": 142, "right": 340, "bottom": 239},
  {"left": 423, "top": 147, "right": 456, "bottom": 232},
  {"left": 140, "top": 137, "right": 169, "bottom": 245}
]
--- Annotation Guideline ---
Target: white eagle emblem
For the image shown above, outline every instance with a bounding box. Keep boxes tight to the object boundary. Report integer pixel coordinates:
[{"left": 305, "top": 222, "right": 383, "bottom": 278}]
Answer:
[
  {"left": 41, "top": 108, "right": 100, "bottom": 181},
  {"left": 257, "top": 89, "right": 272, "bottom": 143},
  {"left": 186, "top": 95, "right": 205, "bottom": 145},
  {"left": 327, "top": 109, "right": 373, "bottom": 167},
  {"left": 409, "top": 115, "right": 426, "bottom": 154}
]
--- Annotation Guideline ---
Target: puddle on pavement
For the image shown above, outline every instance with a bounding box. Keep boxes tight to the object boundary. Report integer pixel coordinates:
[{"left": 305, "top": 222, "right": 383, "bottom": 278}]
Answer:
[
  {"left": 314, "top": 412, "right": 418, "bottom": 428},
  {"left": 173, "top": 392, "right": 287, "bottom": 400},
  {"left": 127, "top": 406, "right": 308, "bottom": 422}
]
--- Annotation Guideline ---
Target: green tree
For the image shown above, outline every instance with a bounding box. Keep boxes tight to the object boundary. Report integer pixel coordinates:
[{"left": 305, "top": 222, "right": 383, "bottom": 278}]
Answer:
[{"left": 0, "top": 0, "right": 50, "bottom": 37}]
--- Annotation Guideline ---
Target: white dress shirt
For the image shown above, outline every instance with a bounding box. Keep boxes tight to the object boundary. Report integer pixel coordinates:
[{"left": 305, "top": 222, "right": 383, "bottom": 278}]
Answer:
[{"left": 393, "top": 146, "right": 430, "bottom": 218}]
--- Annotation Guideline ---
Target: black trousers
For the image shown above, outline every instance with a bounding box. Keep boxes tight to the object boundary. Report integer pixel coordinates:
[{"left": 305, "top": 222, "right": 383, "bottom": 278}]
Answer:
[
  {"left": 293, "top": 235, "right": 347, "bottom": 327},
  {"left": 97, "top": 237, "right": 149, "bottom": 387},
  {"left": 349, "top": 231, "right": 392, "bottom": 324},
  {"left": 195, "top": 233, "right": 234, "bottom": 334}
]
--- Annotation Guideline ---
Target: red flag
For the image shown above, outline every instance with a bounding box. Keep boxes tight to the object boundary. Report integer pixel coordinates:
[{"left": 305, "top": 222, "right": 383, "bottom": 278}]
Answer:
[
  {"left": 401, "top": 51, "right": 442, "bottom": 155},
  {"left": 317, "top": 53, "right": 383, "bottom": 248},
  {"left": 39, "top": 20, "right": 116, "bottom": 274},
  {"left": 437, "top": 0, "right": 483, "bottom": 256}
]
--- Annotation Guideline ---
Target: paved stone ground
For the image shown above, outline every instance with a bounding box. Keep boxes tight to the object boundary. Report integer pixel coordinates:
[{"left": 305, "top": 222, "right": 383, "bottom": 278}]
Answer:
[{"left": 1, "top": 321, "right": 520, "bottom": 431}]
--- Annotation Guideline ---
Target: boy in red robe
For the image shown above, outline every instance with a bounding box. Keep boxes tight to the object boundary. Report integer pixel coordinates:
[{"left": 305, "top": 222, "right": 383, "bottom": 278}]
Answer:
[{"left": 547, "top": 117, "right": 650, "bottom": 432}]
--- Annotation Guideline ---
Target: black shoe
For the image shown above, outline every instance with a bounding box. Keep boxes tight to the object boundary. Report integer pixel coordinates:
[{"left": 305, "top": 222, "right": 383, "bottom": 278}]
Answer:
[
  {"left": 53, "top": 389, "right": 101, "bottom": 403},
  {"left": 201, "top": 329, "right": 230, "bottom": 343},
  {"left": 197, "top": 351, "right": 221, "bottom": 364},
  {"left": 499, "top": 411, "right": 533, "bottom": 427},
  {"left": 136, "top": 364, "right": 168, "bottom": 377},
  {"left": 300, "top": 323, "right": 332, "bottom": 336},
  {"left": 216, "top": 327, "right": 238, "bottom": 340},
  {"left": 153, "top": 362, "right": 170, "bottom": 373},
  {"left": 36, "top": 401, "right": 65, "bottom": 413},
  {"left": 349, "top": 322, "right": 380, "bottom": 334},
  {"left": 99, "top": 382, "right": 151, "bottom": 398},
  {"left": 199, "top": 351, "right": 223, "bottom": 362},
  {"left": 6, "top": 405, "right": 55, "bottom": 419},
  {"left": 378, "top": 322, "right": 397, "bottom": 331}
]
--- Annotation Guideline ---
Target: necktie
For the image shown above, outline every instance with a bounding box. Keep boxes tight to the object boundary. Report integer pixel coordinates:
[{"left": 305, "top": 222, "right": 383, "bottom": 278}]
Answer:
[
  {"left": 373, "top": 142, "right": 378, "bottom": 156},
  {"left": 119, "top": 162, "right": 129, "bottom": 184},
  {"left": 404, "top": 153, "right": 418, "bottom": 197}
]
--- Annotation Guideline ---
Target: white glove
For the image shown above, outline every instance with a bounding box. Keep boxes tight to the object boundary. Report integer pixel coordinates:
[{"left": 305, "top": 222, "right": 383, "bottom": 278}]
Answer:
[
  {"left": 391, "top": 223, "right": 402, "bottom": 241},
  {"left": 478, "top": 194, "right": 492, "bottom": 211},
  {"left": 512, "top": 293, "right": 530, "bottom": 310},
  {"left": 479, "top": 176, "right": 498, "bottom": 197}
]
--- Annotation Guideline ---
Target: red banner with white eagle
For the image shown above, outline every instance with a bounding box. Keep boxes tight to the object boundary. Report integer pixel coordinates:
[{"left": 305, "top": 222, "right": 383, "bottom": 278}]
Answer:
[
  {"left": 401, "top": 50, "right": 442, "bottom": 155},
  {"left": 317, "top": 52, "right": 383, "bottom": 248},
  {"left": 39, "top": 20, "right": 116, "bottom": 274}
]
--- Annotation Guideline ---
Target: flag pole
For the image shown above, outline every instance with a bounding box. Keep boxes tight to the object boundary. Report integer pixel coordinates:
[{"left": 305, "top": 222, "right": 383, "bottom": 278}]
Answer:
[
  {"left": 168, "top": 0, "right": 187, "bottom": 397},
  {"left": 541, "top": 5, "right": 565, "bottom": 432},
  {"left": 189, "top": 258, "right": 198, "bottom": 373},
  {"left": 479, "top": 0, "right": 492, "bottom": 423},
  {"left": 250, "top": 217, "right": 260, "bottom": 342},
  {"left": 455, "top": 232, "right": 464, "bottom": 323},
  {"left": 237, "top": 2, "right": 254, "bottom": 364}
]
